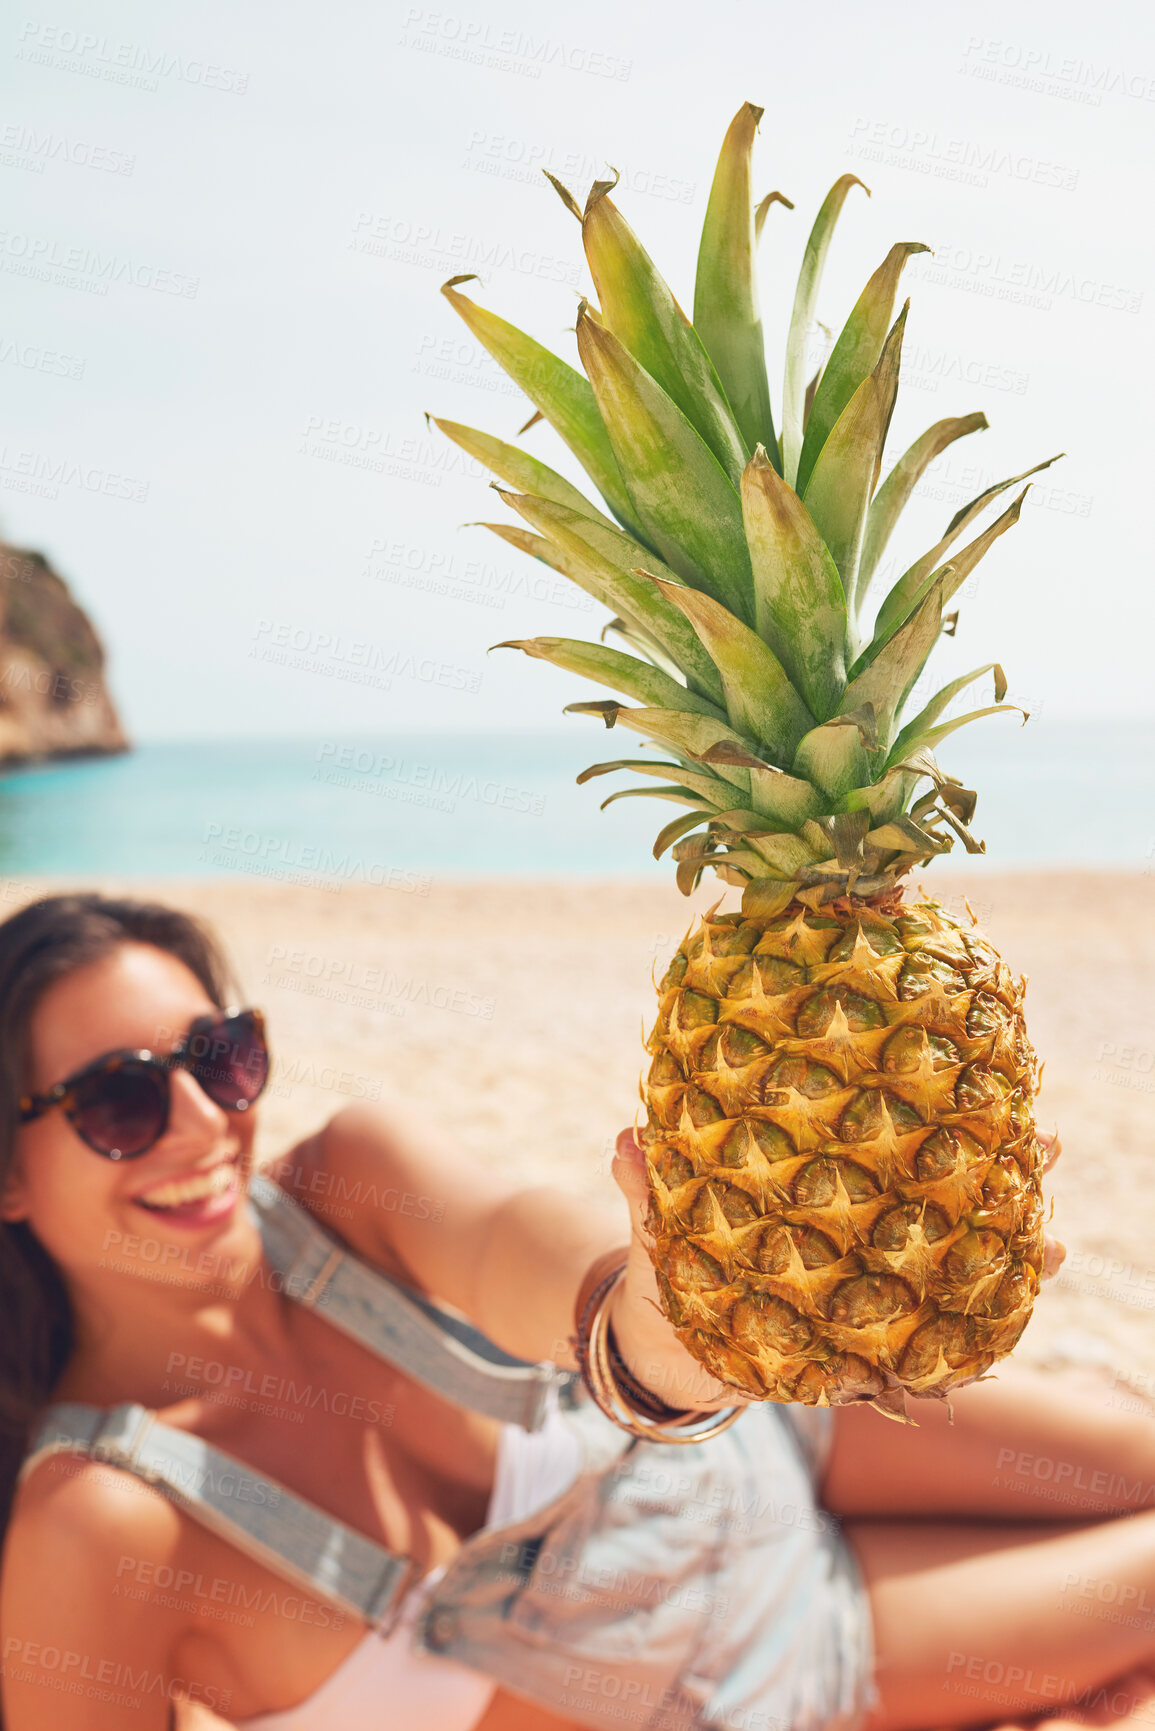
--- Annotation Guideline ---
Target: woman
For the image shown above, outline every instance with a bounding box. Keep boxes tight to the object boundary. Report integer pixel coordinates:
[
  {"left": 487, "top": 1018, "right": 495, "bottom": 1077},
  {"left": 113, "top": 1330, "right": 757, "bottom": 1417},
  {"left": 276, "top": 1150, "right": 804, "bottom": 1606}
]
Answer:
[{"left": 1, "top": 890, "right": 1155, "bottom": 1731}]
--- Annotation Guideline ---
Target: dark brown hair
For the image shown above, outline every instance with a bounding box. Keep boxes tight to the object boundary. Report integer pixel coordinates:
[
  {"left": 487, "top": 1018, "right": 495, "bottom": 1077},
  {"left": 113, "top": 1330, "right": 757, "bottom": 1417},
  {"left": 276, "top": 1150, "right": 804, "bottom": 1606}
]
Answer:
[{"left": 0, "top": 893, "right": 235, "bottom": 1542}]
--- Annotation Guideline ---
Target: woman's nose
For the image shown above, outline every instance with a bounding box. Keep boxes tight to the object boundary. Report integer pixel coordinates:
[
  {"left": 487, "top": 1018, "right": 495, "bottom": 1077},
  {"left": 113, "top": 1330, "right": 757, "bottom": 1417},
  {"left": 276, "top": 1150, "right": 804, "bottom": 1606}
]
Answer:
[{"left": 165, "top": 1064, "right": 232, "bottom": 1136}]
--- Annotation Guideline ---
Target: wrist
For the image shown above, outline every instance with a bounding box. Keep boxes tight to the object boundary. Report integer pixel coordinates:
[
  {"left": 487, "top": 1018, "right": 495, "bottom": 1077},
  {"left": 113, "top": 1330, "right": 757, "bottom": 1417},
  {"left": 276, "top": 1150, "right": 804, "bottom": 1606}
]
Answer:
[{"left": 607, "top": 1278, "right": 736, "bottom": 1415}]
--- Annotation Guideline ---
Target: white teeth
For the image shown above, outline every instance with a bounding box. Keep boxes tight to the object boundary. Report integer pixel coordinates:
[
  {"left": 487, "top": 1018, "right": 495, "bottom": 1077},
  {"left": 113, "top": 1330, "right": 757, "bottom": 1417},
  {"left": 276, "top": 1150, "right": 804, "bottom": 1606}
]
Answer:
[{"left": 137, "top": 1162, "right": 236, "bottom": 1210}]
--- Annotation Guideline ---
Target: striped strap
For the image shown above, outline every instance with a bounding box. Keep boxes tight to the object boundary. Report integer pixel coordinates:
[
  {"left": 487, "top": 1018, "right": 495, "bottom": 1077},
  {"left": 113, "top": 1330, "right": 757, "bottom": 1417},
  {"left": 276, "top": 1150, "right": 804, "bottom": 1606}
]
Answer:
[
  {"left": 249, "top": 1173, "right": 568, "bottom": 1432},
  {"left": 22, "top": 1401, "right": 413, "bottom": 1629}
]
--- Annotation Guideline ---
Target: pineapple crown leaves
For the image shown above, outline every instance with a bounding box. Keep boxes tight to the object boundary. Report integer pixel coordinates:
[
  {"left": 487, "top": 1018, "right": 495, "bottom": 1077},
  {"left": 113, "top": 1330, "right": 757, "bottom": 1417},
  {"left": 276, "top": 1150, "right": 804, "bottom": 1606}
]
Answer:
[{"left": 431, "top": 104, "right": 1061, "bottom": 906}]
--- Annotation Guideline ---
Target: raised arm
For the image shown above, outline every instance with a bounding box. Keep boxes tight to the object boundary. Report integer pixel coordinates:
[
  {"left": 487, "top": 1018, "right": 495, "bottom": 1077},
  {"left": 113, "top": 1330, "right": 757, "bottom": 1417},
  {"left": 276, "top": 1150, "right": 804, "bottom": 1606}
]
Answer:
[{"left": 269, "top": 1102, "right": 735, "bottom": 1410}]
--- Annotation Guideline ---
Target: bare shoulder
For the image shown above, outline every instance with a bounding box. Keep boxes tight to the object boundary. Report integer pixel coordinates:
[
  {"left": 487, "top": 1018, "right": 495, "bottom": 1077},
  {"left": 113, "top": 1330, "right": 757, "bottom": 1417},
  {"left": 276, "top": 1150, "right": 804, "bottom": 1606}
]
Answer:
[
  {"left": 265, "top": 1098, "right": 515, "bottom": 1304},
  {"left": 2, "top": 1453, "right": 189, "bottom": 1725},
  {"left": 9, "top": 1447, "right": 183, "bottom": 1580}
]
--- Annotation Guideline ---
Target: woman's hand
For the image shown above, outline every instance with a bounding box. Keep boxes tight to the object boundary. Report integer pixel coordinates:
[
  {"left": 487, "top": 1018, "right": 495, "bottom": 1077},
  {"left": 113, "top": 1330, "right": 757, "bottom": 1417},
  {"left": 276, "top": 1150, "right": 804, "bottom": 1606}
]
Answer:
[{"left": 608, "top": 1128, "right": 749, "bottom": 1413}]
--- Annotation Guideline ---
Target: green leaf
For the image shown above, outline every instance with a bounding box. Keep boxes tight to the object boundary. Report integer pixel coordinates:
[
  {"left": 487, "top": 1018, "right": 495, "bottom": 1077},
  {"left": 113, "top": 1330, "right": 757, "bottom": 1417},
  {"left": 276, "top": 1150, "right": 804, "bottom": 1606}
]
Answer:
[
  {"left": 573, "top": 706, "right": 757, "bottom": 793},
  {"left": 600, "top": 616, "right": 686, "bottom": 682},
  {"left": 428, "top": 417, "right": 618, "bottom": 528},
  {"left": 781, "top": 174, "right": 868, "bottom": 488},
  {"left": 890, "top": 663, "right": 1004, "bottom": 754},
  {"left": 803, "top": 303, "right": 908, "bottom": 610},
  {"left": 853, "top": 488, "right": 1029, "bottom": 683},
  {"left": 742, "top": 878, "right": 802, "bottom": 918},
  {"left": 575, "top": 759, "right": 736, "bottom": 808},
  {"left": 649, "top": 574, "right": 815, "bottom": 761},
  {"left": 796, "top": 243, "right": 928, "bottom": 496},
  {"left": 745, "top": 832, "right": 825, "bottom": 877},
  {"left": 838, "top": 584, "right": 945, "bottom": 752},
  {"left": 440, "top": 276, "right": 642, "bottom": 536},
  {"left": 693, "top": 102, "right": 780, "bottom": 466},
  {"left": 493, "top": 637, "right": 725, "bottom": 717},
  {"left": 574, "top": 174, "right": 749, "bottom": 486},
  {"left": 857, "top": 412, "right": 988, "bottom": 601},
  {"left": 754, "top": 190, "right": 794, "bottom": 243},
  {"left": 872, "top": 454, "right": 1061, "bottom": 641},
  {"left": 865, "top": 815, "right": 944, "bottom": 855},
  {"left": 887, "top": 704, "right": 1025, "bottom": 768},
  {"left": 575, "top": 306, "right": 754, "bottom": 621},
  {"left": 792, "top": 718, "right": 873, "bottom": 802},
  {"left": 596, "top": 786, "right": 711, "bottom": 813},
  {"left": 489, "top": 491, "right": 725, "bottom": 705},
  {"left": 746, "top": 768, "right": 825, "bottom": 828},
  {"left": 740, "top": 444, "right": 847, "bottom": 719},
  {"left": 651, "top": 808, "right": 715, "bottom": 858}
]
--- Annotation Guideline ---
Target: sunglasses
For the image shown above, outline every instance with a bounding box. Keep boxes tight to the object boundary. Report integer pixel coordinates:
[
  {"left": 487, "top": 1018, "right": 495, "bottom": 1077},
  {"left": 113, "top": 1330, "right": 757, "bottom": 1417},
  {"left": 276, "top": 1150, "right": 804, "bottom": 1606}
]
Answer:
[{"left": 17, "top": 1007, "right": 269, "bottom": 1161}]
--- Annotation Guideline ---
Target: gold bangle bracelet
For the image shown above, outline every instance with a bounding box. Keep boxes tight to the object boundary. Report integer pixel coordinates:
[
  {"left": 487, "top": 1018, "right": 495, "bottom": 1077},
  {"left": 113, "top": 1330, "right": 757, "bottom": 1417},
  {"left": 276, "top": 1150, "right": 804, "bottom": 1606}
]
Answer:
[{"left": 585, "top": 1271, "right": 743, "bottom": 1445}]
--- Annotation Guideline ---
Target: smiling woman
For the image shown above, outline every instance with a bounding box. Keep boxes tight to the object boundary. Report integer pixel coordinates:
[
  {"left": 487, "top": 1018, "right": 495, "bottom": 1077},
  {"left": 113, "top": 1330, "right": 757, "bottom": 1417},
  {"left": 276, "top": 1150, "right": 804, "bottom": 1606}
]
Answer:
[{"left": 2, "top": 892, "right": 1155, "bottom": 1731}]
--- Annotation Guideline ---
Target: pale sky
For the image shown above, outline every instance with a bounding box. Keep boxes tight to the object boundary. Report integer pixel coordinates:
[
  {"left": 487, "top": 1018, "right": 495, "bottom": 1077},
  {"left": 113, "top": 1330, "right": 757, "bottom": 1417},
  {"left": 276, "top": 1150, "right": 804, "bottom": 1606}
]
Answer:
[{"left": 0, "top": 0, "right": 1150, "bottom": 740}]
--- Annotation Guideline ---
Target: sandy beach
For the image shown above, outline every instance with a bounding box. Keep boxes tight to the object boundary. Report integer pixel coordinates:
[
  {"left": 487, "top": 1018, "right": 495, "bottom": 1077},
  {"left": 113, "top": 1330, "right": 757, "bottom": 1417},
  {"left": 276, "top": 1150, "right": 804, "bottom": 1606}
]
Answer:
[{"left": 12, "top": 869, "right": 1155, "bottom": 1394}]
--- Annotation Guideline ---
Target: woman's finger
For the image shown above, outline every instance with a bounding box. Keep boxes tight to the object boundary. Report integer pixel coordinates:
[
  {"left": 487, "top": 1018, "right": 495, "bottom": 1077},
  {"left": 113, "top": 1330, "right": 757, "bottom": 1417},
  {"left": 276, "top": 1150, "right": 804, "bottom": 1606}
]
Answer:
[
  {"left": 1039, "top": 1129, "right": 1062, "bottom": 1173},
  {"left": 611, "top": 1127, "right": 654, "bottom": 1243},
  {"left": 1042, "top": 1234, "right": 1067, "bottom": 1279}
]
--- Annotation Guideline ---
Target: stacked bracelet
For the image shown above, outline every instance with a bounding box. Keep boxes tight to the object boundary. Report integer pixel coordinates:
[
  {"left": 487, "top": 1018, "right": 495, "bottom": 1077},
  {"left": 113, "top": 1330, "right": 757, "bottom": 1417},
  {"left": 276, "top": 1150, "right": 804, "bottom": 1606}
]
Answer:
[{"left": 571, "top": 1251, "right": 742, "bottom": 1445}]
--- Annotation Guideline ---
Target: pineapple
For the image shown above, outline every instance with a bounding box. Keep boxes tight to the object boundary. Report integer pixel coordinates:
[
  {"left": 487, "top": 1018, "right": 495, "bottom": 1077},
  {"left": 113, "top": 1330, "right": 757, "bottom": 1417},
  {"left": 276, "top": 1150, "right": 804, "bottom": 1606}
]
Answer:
[{"left": 432, "top": 103, "right": 1055, "bottom": 1416}]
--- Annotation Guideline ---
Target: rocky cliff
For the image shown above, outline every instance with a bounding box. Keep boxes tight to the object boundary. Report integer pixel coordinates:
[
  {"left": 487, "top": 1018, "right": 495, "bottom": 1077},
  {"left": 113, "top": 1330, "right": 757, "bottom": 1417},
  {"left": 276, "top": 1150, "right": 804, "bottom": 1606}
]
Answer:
[{"left": 0, "top": 544, "right": 128, "bottom": 764}]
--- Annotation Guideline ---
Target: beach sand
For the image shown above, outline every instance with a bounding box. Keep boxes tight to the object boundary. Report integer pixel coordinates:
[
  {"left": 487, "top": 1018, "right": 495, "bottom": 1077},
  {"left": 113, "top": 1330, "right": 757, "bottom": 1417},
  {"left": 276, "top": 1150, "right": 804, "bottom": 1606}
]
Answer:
[{"left": 13, "top": 870, "right": 1155, "bottom": 1393}]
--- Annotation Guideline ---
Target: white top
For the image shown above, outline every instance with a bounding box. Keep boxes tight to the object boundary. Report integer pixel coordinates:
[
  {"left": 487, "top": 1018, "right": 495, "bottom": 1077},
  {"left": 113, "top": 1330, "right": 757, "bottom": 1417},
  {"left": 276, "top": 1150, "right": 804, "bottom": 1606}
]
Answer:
[{"left": 236, "top": 1403, "right": 583, "bottom": 1730}]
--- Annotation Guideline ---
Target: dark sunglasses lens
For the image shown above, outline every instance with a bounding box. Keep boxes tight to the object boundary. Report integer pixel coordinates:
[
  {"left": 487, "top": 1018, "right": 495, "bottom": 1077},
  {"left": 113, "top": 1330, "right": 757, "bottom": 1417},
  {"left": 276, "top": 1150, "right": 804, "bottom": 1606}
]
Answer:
[
  {"left": 186, "top": 1012, "right": 269, "bottom": 1111},
  {"left": 71, "top": 1060, "right": 168, "bottom": 1159}
]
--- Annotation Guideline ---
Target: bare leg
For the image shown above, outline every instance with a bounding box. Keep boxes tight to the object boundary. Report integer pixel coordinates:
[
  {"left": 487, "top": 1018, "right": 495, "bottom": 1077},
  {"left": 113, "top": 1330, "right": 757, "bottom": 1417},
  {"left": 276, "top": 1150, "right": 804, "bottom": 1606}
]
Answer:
[
  {"left": 825, "top": 1367, "right": 1155, "bottom": 1522},
  {"left": 847, "top": 1508, "right": 1155, "bottom": 1731}
]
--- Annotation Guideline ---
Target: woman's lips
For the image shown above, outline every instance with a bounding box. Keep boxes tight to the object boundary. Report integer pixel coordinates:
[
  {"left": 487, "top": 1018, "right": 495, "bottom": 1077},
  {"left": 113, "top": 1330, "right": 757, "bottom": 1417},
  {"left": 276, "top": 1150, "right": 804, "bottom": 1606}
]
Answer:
[{"left": 133, "top": 1158, "right": 239, "bottom": 1226}]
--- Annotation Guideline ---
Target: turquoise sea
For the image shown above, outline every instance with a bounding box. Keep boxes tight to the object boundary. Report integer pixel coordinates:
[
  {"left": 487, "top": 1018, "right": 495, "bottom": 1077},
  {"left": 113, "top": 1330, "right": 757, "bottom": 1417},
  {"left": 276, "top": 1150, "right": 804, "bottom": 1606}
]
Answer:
[{"left": 0, "top": 722, "right": 1151, "bottom": 881}]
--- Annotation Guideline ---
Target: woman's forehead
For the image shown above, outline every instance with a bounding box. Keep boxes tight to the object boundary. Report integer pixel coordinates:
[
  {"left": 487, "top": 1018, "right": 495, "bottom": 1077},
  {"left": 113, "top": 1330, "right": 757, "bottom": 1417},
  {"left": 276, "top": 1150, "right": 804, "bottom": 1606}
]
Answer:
[{"left": 28, "top": 943, "right": 217, "bottom": 1085}]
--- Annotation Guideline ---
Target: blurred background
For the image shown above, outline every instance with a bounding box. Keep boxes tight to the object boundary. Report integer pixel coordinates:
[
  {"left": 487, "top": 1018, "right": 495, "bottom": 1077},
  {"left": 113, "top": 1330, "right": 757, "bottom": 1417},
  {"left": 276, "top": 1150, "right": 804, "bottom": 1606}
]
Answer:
[
  {"left": 0, "top": 0, "right": 1151, "bottom": 874},
  {"left": 1, "top": 0, "right": 1153, "bottom": 1379}
]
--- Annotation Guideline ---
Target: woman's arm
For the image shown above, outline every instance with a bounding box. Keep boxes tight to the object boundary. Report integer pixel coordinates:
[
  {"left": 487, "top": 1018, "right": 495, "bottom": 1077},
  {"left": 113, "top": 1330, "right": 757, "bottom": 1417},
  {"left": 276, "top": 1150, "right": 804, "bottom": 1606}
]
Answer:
[{"left": 269, "top": 1103, "right": 736, "bottom": 1409}]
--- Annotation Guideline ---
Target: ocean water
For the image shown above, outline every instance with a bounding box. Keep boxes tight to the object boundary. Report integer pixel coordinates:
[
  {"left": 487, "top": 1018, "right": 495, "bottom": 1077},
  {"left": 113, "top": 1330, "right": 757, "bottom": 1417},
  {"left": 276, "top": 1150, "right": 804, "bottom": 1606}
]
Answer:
[{"left": 0, "top": 721, "right": 1151, "bottom": 881}]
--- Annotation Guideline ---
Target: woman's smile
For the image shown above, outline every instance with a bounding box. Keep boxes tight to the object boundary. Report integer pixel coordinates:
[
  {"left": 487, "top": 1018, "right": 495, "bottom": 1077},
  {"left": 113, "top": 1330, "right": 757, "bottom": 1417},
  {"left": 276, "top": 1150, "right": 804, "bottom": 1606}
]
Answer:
[{"left": 131, "top": 1151, "right": 242, "bottom": 1226}]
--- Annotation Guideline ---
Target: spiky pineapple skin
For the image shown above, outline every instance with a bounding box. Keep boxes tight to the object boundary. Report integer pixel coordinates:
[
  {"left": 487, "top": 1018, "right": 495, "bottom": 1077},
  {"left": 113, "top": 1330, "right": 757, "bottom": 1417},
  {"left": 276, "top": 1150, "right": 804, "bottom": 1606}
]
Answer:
[{"left": 642, "top": 896, "right": 1044, "bottom": 1409}]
